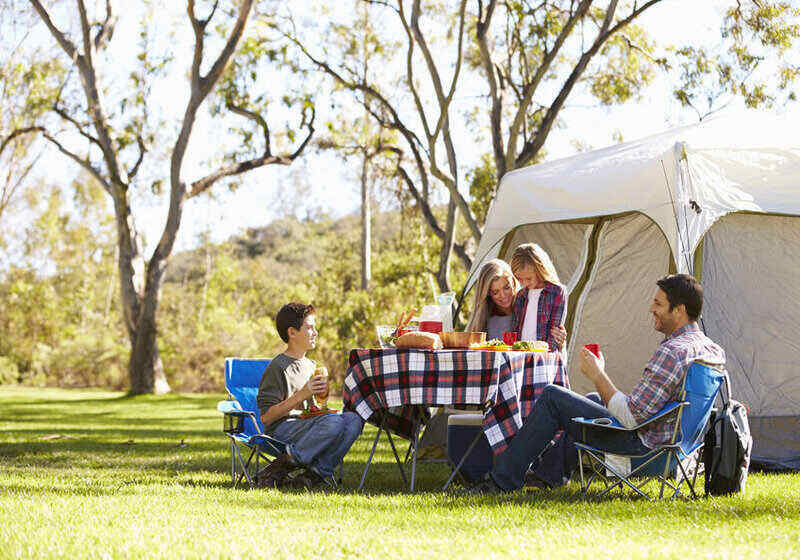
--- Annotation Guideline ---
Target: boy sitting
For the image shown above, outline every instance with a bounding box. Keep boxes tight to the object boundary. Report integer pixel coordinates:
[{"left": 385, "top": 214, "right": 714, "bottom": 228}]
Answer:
[{"left": 256, "top": 302, "right": 363, "bottom": 489}]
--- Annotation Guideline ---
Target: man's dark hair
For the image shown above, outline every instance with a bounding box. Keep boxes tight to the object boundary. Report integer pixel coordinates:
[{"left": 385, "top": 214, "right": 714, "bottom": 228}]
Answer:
[
  {"left": 276, "top": 302, "right": 315, "bottom": 343},
  {"left": 656, "top": 274, "right": 703, "bottom": 321}
]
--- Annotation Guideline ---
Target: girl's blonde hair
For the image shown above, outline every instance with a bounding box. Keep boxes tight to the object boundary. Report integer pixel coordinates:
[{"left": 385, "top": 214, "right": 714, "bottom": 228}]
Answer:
[
  {"left": 509, "top": 243, "right": 560, "bottom": 285},
  {"left": 466, "top": 259, "right": 519, "bottom": 333}
]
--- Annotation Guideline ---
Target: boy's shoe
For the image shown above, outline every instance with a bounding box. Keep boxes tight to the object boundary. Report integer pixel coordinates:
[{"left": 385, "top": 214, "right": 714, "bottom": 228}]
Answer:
[
  {"left": 290, "top": 468, "right": 329, "bottom": 491},
  {"left": 256, "top": 453, "right": 296, "bottom": 489}
]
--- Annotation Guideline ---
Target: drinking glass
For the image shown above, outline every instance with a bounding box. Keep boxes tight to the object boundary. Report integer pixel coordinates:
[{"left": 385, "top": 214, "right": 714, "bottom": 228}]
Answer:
[{"left": 313, "top": 366, "right": 329, "bottom": 409}]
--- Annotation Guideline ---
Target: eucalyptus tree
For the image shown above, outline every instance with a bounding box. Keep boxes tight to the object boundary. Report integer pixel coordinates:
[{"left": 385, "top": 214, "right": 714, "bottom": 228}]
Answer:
[
  {"left": 2, "top": 1, "right": 315, "bottom": 394},
  {"left": 283, "top": 0, "right": 798, "bottom": 291}
]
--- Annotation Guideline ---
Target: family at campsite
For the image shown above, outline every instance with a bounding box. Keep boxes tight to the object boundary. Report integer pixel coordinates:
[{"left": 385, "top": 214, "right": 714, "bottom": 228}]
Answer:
[{"left": 242, "top": 241, "right": 738, "bottom": 495}]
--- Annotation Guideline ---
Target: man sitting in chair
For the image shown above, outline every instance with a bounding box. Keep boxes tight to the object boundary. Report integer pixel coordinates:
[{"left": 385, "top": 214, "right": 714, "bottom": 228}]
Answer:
[
  {"left": 257, "top": 302, "right": 363, "bottom": 489},
  {"left": 470, "top": 274, "right": 725, "bottom": 494}
]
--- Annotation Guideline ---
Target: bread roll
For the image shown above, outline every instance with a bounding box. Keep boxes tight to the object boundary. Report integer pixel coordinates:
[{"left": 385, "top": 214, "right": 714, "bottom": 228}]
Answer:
[{"left": 395, "top": 331, "right": 443, "bottom": 350}]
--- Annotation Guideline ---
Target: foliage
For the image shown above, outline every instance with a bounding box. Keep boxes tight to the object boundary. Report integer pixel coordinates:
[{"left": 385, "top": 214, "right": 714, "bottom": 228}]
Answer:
[
  {"left": 670, "top": 1, "right": 800, "bottom": 118},
  {"left": 0, "top": 182, "right": 468, "bottom": 391},
  {"left": 1, "top": 386, "right": 800, "bottom": 558}
]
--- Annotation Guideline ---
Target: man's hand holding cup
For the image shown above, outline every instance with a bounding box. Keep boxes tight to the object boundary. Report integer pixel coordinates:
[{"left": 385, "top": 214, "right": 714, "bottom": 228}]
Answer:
[{"left": 579, "top": 344, "right": 605, "bottom": 382}]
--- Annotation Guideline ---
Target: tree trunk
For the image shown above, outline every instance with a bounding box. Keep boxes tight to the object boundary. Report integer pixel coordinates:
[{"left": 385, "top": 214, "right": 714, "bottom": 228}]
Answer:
[
  {"left": 127, "top": 257, "right": 170, "bottom": 395},
  {"left": 436, "top": 198, "right": 457, "bottom": 293},
  {"left": 360, "top": 152, "right": 371, "bottom": 291}
]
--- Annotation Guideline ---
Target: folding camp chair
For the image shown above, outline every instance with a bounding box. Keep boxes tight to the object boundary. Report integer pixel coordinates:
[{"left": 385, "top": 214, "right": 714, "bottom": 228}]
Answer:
[
  {"left": 218, "top": 358, "right": 286, "bottom": 488},
  {"left": 572, "top": 361, "right": 726, "bottom": 500},
  {"left": 218, "top": 357, "right": 344, "bottom": 489}
]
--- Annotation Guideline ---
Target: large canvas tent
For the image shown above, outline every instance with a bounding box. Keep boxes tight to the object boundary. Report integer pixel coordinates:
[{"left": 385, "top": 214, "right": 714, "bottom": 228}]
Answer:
[{"left": 466, "top": 113, "right": 800, "bottom": 469}]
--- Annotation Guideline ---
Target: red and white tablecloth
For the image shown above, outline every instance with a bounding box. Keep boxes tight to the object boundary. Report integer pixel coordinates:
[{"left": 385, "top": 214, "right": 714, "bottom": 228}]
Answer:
[{"left": 343, "top": 348, "right": 569, "bottom": 454}]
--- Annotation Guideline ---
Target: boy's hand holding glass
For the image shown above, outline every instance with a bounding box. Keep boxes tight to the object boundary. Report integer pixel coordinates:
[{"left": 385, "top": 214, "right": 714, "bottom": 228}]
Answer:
[{"left": 311, "top": 366, "right": 329, "bottom": 409}]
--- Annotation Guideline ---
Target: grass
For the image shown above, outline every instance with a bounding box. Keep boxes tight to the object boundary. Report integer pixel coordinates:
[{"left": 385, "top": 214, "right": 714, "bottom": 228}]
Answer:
[{"left": 0, "top": 386, "right": 798, "bottom": 559}]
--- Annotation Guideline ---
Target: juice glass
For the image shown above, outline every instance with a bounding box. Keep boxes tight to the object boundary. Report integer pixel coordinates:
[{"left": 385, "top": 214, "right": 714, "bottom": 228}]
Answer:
[{"left": 313, "top": 366, "right": 329, "bottom": 409}]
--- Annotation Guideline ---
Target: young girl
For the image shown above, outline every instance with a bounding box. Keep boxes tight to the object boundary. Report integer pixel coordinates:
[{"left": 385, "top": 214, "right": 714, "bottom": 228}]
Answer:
[{"left": 510, "top": 243, "right": 567, "bottom": 351}]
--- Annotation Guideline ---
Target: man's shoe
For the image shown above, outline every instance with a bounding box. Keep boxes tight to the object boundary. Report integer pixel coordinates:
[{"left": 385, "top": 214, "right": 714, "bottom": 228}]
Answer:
[
  {"left": 456, "top": 475, "right": 507, "bottom": 496},
  {"left": 524, "top": 469, "right": 552, "bottom": 491}
]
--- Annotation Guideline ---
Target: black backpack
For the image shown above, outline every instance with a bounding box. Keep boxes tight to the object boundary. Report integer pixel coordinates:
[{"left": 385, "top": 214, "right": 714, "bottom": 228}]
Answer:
[{"left": 702, "top": 375, "right": 753, "bottom": 496}]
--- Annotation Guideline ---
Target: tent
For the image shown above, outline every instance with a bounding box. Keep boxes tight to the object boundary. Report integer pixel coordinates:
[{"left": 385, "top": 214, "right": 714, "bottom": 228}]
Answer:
[{"left": 465, "top": 113, "right": 800, "bottom": 469}]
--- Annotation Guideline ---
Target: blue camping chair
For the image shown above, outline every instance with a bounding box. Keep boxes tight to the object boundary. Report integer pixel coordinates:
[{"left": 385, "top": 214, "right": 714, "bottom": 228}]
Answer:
[
  {"left": 572, "top": 361, "right": 726, "bottom": 500},
  {"left": 218, "top": 358, "right": 286, "bottom": 488}
]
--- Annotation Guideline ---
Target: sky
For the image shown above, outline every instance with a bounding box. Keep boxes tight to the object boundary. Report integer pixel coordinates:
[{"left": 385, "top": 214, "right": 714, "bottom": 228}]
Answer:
[{"left": 4, "top": 0, "right": 800, "bottom": 258}]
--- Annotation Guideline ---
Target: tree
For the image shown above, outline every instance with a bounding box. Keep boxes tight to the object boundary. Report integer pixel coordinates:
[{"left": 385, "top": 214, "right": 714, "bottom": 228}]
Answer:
[
  {"left": 282, "top": 0, "right": 799, "bottom": 290},
  {"left": 3, "top": 1, "right": 314, "bottom": 393}
]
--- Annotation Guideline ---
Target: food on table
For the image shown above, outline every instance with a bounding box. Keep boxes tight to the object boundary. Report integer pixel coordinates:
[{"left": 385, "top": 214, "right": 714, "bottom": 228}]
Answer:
[
  {"left": 468, "top": 338, "right": 512, "bottom": 351},
  {"left": 439, "top": 331, "right": 486, "bottom": 348},
  {"left": 392, "top": 309, "right": 419, "bottom": 338},
  {"left": 511, "top": 340, "right": 550, "bottom": 352},
  {"left": 395, "top": 331, "right": 443, "bottom": 350}
]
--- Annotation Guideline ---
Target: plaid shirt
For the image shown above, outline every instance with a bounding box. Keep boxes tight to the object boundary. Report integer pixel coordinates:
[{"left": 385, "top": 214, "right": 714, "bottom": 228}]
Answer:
[
  {"left": 510, "top": 282, "right": 567, "bottom": 351},
  {"left": 627, "top": 322, "right": 725, "bottom": 448}
]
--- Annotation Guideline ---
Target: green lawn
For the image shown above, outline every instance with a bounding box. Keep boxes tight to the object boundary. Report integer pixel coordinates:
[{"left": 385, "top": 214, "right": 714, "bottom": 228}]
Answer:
[{"left": 0, "top": 386, "right": 798, "bottom": 559}]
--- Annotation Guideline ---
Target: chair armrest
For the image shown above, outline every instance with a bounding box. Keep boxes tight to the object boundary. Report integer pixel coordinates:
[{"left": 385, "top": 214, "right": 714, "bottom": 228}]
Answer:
[
  {"left": 572, "top": 401, "right": 688, "bottom": 432},
  {"left": 572, "top": 416, "right": 628, "bottom": 430},
  {"left": 217, "top": 400, "right": 247, "bottom": 416}
]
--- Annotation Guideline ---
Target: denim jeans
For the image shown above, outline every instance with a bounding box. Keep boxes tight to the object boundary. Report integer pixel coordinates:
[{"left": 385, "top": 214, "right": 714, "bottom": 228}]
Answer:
[
  {"left": 492, "top": 384, "right": 650, "bottom": 490},
  {"left": 270, "top": 411, "right": 363, "bottom": 478}
]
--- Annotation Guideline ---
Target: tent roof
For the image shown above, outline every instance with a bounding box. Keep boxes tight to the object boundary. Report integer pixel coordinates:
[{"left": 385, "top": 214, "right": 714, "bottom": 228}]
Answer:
[{"left": 469, "top": 112, "right": 800, "bottom": 287}]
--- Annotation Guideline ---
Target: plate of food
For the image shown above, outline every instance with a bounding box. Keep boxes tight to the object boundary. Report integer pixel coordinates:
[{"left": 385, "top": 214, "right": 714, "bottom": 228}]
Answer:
[
  {"left": 469, "top": 338, "right": 513, "bottom": 351},
  {"left": 511, "top": 340, "right": 550, "bottom": 352}
]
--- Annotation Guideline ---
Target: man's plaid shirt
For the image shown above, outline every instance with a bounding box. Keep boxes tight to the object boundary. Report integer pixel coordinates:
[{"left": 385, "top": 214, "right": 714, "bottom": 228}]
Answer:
[
  {"left": 627, "top": 322, "right": 725, "bottom": 448},
  {"left": 510, "top": 282, "right": 567, "bottom": 351}
]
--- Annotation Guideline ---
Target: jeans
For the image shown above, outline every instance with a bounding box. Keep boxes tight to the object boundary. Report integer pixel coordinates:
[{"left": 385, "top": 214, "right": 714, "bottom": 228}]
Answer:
[
  {"left": 270, "top": 411, "right": 363, "bottom": 478},
  {"left": 492, "top": 384, "right": 650, "bottom": 490}
]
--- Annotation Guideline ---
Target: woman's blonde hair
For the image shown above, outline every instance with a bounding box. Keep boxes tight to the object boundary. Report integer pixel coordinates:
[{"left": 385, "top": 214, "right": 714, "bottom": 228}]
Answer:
[
  {"left": 466, "top": 259, "right": 519, "bottom": 333},
  {"left": 509, "top": 243, "right": 560, "bottom": 285}
]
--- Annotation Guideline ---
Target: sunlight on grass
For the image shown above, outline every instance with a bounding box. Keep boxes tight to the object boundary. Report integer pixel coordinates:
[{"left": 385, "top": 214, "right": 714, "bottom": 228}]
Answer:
[{"left": 1, "top": 387, "right": 798, "bottom": 559}]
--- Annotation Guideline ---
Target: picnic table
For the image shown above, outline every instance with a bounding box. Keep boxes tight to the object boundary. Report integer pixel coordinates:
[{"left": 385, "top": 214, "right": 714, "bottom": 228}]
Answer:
[{"left": 343, "top": 347, "right": 569, "bottom": 490}]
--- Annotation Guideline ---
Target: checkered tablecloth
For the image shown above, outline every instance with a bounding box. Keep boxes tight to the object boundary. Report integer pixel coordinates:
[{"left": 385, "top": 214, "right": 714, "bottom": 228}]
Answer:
[{"left": 343, "top": 348, "right": 568, "bottom": 454}]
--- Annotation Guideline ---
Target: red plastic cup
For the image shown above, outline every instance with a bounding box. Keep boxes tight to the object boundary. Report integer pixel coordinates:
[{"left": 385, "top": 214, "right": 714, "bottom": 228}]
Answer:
[
  {"left": 584, "top": 343, "right": 600, "bottom": 357},
  {"left": 502, "top": 331, "right": 518, "bottom": 346}
]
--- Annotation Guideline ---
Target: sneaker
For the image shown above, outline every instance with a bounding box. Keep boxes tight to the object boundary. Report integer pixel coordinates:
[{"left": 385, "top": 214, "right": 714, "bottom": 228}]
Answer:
[
  {"left": 256, "top": 453, "right": 296, "bottom": 489},
  {"left": 290, "top": 468, "right": 329, "bottom": 491}
]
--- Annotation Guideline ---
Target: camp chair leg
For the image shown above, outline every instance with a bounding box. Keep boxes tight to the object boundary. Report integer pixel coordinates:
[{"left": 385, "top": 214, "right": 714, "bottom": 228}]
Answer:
[
  {"left": 230, "top": 441, "right": 237, "bottom": 485},
  {"left": 235, "top": 446, "right": 258, "bottom": 488},
  {"left": 581, "top": 447, "right": 652, "bottom": 501},
  {"left": 442, "top": 429, "right": 484, "bottom": 491},
  {"left": 674, "top": 451, "right": 698, "bottom": 499}
]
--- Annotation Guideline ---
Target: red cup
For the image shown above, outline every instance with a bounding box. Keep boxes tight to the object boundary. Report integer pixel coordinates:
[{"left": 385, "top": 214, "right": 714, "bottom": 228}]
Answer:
[
  {"left": 584, "top": 343, "right": 600, "bottom": 357},
  {"left": 502, "top": 331, "right": 518, "bottom": 346}
]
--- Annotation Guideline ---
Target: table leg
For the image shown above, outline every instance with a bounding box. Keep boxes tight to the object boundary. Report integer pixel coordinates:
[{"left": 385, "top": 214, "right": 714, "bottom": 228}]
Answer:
[
  {"left": 409, "top": 420, "right": 421, "bottom": 492},
  {"left": 358, "top": 419, "right": 385, "bottom": 491}
]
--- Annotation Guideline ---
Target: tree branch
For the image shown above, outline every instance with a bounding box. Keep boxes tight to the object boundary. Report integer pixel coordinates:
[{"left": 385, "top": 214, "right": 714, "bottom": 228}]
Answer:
[
  {"left": 186, "top": 105, "right": 314, "bottom": 199},
  {"left": 515, "top": 0, "right": 663, "bottom": 168},
  {"left": 127, "top": 134, "right": 146, "bottom": 179},
  {"left": 227, "top": 102, "right": 271, "bottom": 156},
  {"left": 505, "top": 0, "right": 594, "bottom": 170},
  {"left": 27, "top": 0, "right": 78, "bottom": 60},
  {"left": 93, "top": 0, "right": 117, "bottom": 50}
]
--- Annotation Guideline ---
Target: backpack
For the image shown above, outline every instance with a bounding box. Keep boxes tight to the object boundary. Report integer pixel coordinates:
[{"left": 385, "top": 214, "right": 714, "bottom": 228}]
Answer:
[{"left": 702, "top": 375, "right": 753, "bottom": 496}]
